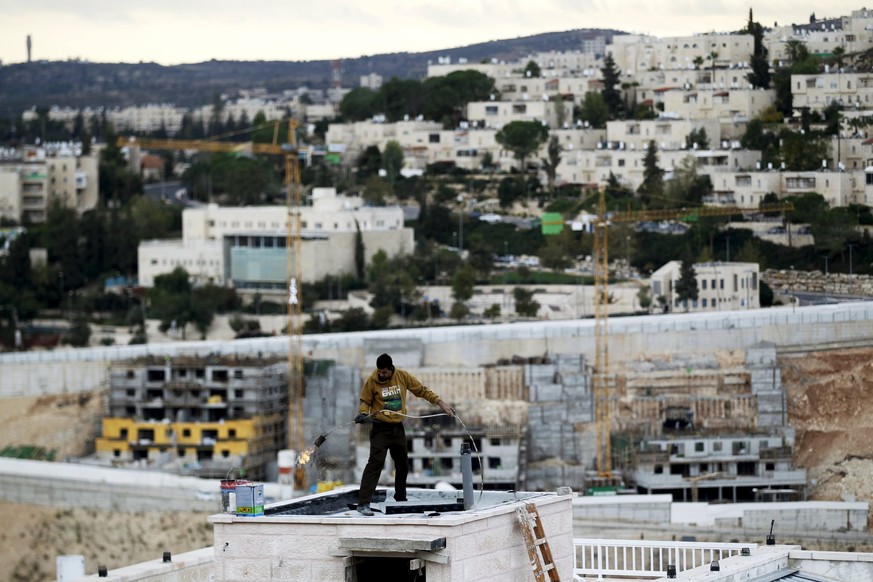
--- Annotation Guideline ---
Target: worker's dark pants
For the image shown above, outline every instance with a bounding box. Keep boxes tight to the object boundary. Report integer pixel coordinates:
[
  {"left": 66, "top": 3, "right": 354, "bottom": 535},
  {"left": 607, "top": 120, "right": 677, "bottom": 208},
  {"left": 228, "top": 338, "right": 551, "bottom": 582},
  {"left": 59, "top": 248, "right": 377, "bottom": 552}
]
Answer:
[{"left": 358, "top": 422, "right": 408, "bottom": 505}]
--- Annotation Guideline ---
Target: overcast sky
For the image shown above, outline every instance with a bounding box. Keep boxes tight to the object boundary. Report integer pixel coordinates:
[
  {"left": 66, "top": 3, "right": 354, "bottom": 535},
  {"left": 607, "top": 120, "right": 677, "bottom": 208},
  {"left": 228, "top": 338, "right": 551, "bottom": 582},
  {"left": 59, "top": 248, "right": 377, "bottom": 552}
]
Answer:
[{"left": 0, "top": 1, "right": 865, "bottom": 65}]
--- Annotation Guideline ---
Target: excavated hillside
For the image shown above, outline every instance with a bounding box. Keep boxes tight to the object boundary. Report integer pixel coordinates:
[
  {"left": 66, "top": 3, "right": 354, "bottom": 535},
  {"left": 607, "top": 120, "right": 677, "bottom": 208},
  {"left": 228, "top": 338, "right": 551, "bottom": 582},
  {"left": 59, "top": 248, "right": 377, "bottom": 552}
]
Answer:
[{"left": 780, "top": 347, "right": 873, "bottom": 506}]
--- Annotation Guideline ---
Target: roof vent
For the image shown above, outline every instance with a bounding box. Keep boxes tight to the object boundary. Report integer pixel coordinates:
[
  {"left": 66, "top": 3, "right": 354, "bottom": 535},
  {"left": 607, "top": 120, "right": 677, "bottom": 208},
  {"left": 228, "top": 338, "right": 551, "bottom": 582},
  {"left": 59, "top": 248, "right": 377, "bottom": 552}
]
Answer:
[
  {"left": 667, "top": 564, "right": 677, "bottom": 578},
  {"left": 710, "top": 560, "right": 720, "bottom": 571},
  {"left": 741, "top": 547, "right": 751, "bottom": 556}
]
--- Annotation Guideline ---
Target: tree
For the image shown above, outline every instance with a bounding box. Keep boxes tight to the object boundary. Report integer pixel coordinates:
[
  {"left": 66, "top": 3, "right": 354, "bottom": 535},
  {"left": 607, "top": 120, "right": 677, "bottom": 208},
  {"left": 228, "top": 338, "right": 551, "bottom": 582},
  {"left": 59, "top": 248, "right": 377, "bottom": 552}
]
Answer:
[
  {"left": 780, "top": 130, "right": 828, "bottom": 171},
  {"left": 496, "top": 121, "right": 549, "bottom": 173},
  {"left": 421, "top": 70, "right": 495, "bottom": 128},
  {"left": 148, "top": 267, "right": 197, "bottom": 339},
  {"left": 523, "top": 60, "right": 542, "bottom": 78},
  {"left": 578, "top": 92, "right": 609, "bottom": 129},
  {"left": 637, "top": 141, "right": 665, "bottom": 207},
  {"left": 382, "top": 140, "right": 405, "bottom": 184},
  {"left": 483, "top": 304, "right": 501, "bottom": 320},
  {"left": 449, "top": 301, "right": 470, "bottom": 321},
  {"left": 637, "top": 286, "right": 652, "bottom": 313},
  {"left": 513, "top": 287, "right": 540, "bottom": 317},
  {"left": 340, "top": 87, "right": 378, "bottom": 121},
  {"left": 495, "top": 120, "right": 549, "bottom": 204},
  {"left": 376, "top": 77, "right": 425, "bottom": 122},
  {"left": 600, "top": 53, "right": 624, "bottom": 119},
  {"left": 685, "top": 128, "right": 710, "bottom": 150},
  {"left": 451, "top": 265, "right": 476, "bottom": 304},
  {"left": 540, "top": 136, "right": 564, "bottom": 198},
  {"left": 354, "top": 220, "right": 365, "bottom": 280},
  {"left": 674, "top": 255, "right": 699, "bottom": 311}
]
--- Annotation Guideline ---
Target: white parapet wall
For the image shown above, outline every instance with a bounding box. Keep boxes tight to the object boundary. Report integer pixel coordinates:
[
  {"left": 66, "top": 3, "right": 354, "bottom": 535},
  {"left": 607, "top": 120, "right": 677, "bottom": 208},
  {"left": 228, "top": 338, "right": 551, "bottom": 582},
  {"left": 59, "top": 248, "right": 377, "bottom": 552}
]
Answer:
[{"left": 3, "top": 302, "right": 873, "bottom": 398}]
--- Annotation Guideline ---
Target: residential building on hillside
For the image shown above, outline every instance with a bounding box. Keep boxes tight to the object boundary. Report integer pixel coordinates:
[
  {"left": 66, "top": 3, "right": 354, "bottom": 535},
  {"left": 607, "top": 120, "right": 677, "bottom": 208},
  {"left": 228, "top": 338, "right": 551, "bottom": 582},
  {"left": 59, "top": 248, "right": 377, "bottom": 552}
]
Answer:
[
  {"left": 466, "top": 98, "right": 566, "bottom": 129},
  {"left": 556, "top": 146, "right": 761, "bottom": 192},
  {"left": 608, "top": 33, "right": 755, "bottom": 77},
  {"left": 606, "top": 118, "right": 723, "bottom": 152},
  {"left": 650, "top": 261, "right": 761, "bottom": 312},
  {"left": 0, "top": 144, "right": 99, "bottom": 223},
  {"left": 765, "top": 10, "right": 873, "bottom": 64},
  {"left": 660, "top": 88, "right": 777, "bottom": 139},
  {"left": 790, "top": 71, "right": 873, "bottom": 112}
]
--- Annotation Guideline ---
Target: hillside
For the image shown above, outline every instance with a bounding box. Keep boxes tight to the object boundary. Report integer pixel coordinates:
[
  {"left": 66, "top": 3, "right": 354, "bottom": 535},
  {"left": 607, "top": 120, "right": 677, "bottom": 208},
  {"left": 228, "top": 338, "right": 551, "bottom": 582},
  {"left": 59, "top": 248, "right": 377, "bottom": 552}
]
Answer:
[{"left": 0, "top": 29, "right": 622, "bottom": 118}]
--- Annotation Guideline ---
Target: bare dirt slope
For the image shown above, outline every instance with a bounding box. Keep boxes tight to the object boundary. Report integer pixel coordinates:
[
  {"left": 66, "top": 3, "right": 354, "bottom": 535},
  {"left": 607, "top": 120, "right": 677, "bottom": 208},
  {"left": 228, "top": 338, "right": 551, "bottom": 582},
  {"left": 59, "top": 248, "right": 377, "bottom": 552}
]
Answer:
[
  {"left": 0, "top": 503, "right": 212, "bottom": 582},
  {"left": 780, "top": 348, "right": 873, "bottom": 506}
]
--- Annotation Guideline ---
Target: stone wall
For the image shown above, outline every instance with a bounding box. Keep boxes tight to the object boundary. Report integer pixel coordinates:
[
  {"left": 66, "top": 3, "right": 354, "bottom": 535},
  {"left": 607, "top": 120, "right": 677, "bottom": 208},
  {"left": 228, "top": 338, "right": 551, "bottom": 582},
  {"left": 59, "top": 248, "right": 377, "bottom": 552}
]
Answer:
[{"left": 764, "top": 269, "right": 873, "bottom": 298}]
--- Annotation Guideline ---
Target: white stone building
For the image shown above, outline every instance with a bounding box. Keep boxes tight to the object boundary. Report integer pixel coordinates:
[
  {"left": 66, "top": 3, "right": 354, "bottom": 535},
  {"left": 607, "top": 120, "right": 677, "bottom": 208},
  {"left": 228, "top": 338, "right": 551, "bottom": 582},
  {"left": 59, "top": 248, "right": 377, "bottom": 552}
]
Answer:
[
  {"left": 137, "top": 188, "right": 413, "bottom": 288},
  {"left": 650, "top": 260, "right": 761, "bottom": 312}
]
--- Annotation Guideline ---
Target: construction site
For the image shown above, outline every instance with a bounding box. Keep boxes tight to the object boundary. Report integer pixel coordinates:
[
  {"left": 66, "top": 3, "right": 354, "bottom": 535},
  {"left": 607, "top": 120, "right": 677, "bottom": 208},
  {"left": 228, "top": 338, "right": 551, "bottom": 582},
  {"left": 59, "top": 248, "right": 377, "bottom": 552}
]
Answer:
[{"left": 3, "top": 302, "right": 873, "bottom": 579}]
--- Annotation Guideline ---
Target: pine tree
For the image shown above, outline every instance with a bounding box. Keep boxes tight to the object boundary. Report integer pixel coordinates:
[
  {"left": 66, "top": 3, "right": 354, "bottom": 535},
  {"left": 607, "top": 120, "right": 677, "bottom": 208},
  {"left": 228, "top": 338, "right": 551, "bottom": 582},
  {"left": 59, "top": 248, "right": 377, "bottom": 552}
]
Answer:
[{"left": 600, "top": 53, "right": 624, "bottom": 119}]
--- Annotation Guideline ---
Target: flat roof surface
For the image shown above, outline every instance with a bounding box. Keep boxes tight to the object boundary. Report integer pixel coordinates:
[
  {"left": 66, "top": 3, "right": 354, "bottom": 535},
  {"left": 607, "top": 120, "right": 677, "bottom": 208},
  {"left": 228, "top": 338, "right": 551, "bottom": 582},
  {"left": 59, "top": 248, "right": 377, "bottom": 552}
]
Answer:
[{"left": 262, "top": 488, "right": 547, "bottom": 519}]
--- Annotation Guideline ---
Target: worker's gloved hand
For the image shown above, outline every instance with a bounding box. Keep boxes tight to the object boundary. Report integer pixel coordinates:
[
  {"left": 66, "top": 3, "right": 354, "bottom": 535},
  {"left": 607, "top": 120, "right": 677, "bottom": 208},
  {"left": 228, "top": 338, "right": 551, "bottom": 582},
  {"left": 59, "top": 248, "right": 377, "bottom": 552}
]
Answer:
[
  {"left": 438, "top": 400, "right": 456, "bottom": 417},
  {"left": 354, "top": 413, "right": 369, "bottom": 424}
]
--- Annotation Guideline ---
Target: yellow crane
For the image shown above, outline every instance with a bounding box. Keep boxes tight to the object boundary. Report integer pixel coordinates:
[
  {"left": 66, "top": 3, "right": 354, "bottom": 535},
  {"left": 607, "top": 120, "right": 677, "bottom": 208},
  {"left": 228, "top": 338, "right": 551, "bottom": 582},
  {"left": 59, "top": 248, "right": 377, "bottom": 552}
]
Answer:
[
  {"left": 118, "top": 120, "right": 307, "bottom": 484},
  {"left": 591, "top": 193, "right": 793, "bottom": 479}
]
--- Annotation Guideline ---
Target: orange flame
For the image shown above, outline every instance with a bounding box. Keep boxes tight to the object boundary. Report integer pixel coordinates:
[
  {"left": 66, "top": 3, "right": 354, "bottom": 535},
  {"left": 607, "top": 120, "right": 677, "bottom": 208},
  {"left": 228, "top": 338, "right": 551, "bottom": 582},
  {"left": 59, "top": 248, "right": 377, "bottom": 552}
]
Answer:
[{"left": 297, "top": 447, "right": 315, "bottom": 466}]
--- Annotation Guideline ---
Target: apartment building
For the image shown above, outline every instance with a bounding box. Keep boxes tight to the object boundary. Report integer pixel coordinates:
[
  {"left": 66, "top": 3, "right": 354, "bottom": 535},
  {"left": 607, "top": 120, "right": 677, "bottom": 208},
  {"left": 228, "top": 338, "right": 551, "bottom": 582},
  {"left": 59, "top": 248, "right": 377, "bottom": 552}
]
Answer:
[
  {"left": 765, "top": 9, "right": 873, "bottom": 64},
  {"left": 660, "top": 88, "right": 777, "bottom": 139},
  {"left": 608, "top": 33, "right": 755, "bottom": 77},
  {"left": 634, "top": 433, "right": 807, "bottom": 502},
  {"left": 650, "top": 260, "right": 761, "bottom": 312},
  {"left": 0, "top": 144, "right": 99, "bottom": 223},
  {"left": 791, "top": 71, "right": 873, "bottom": 112},
  {"left": 95, "top": 356, "right": 288, "bottom": 480},
  {"left": 108, "top": 104, "right": 188, "bottom": 134},
  {"left": 556, "top": 145, "right": 760, "bottom": 192},
  {"left": 492, "top": 75, "right": 599, "bottom": 106},
  {"left": 606, "top": 118, "right": 722, "bottom": 152},
  {"left": 466, "top": 98, "right": 564, "bottom": 129}
]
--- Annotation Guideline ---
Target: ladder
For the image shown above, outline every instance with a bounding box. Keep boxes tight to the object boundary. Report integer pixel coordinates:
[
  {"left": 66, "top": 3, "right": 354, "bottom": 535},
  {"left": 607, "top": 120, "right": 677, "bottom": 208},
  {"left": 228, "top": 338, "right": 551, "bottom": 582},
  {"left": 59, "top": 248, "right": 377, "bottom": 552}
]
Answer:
[{"left": 516, "top": 502, "right": 561, "bottom": 582}]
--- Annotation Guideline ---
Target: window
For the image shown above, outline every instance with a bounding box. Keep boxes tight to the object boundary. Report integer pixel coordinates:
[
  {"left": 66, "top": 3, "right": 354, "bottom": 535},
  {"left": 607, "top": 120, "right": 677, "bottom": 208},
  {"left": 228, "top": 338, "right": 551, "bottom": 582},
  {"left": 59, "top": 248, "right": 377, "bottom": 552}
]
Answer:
[
  {"left": 429, "top": 133, "right": 440, "bottom": 143},
  {"left": 694, "top": 442, "right": 704, "bottom": 452}
]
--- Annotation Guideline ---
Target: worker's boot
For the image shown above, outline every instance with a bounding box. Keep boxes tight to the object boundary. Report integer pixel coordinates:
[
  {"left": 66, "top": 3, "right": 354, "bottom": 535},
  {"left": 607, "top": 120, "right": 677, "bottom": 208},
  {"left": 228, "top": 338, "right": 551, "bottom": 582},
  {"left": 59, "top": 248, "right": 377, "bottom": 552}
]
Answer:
[{"left": 356, "top": 504, "right": 374, "bottom": 516}]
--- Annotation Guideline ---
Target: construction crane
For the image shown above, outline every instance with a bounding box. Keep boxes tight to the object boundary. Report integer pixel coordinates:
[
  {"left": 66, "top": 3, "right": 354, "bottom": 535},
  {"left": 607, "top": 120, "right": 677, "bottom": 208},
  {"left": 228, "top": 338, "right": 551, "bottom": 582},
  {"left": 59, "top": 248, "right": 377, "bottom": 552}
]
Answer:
[
  {"left": 118, "top": 120, "right": 307, "bottom": 484},
  {"left": 591, "top": 192, "right": 793, "bottom": 479}
]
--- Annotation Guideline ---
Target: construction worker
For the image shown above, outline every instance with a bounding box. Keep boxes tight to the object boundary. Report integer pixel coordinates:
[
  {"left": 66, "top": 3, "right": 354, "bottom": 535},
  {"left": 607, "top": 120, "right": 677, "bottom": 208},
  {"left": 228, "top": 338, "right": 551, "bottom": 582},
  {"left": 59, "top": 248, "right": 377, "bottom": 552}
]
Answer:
[{"left": 354, "top": 353, "right": 454, "bottom": 516}]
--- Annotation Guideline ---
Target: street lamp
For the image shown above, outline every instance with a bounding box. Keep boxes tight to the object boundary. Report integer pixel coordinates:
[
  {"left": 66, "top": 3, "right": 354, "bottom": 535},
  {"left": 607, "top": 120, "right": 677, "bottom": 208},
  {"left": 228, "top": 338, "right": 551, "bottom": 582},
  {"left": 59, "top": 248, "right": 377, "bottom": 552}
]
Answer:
[
  {"left": 456, "top": 195, "right": 464, "bottom": 256},
  {"left": 823, "top": 255, "right": 830, "bottom": 303}
]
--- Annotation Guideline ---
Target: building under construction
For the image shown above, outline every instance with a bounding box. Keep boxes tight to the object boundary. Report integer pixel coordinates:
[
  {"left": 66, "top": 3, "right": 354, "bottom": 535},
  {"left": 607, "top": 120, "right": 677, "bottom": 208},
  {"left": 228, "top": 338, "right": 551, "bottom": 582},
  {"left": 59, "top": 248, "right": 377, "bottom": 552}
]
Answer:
[{"left": 95, "top": 355, "right": 289, "bottom": 480}]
